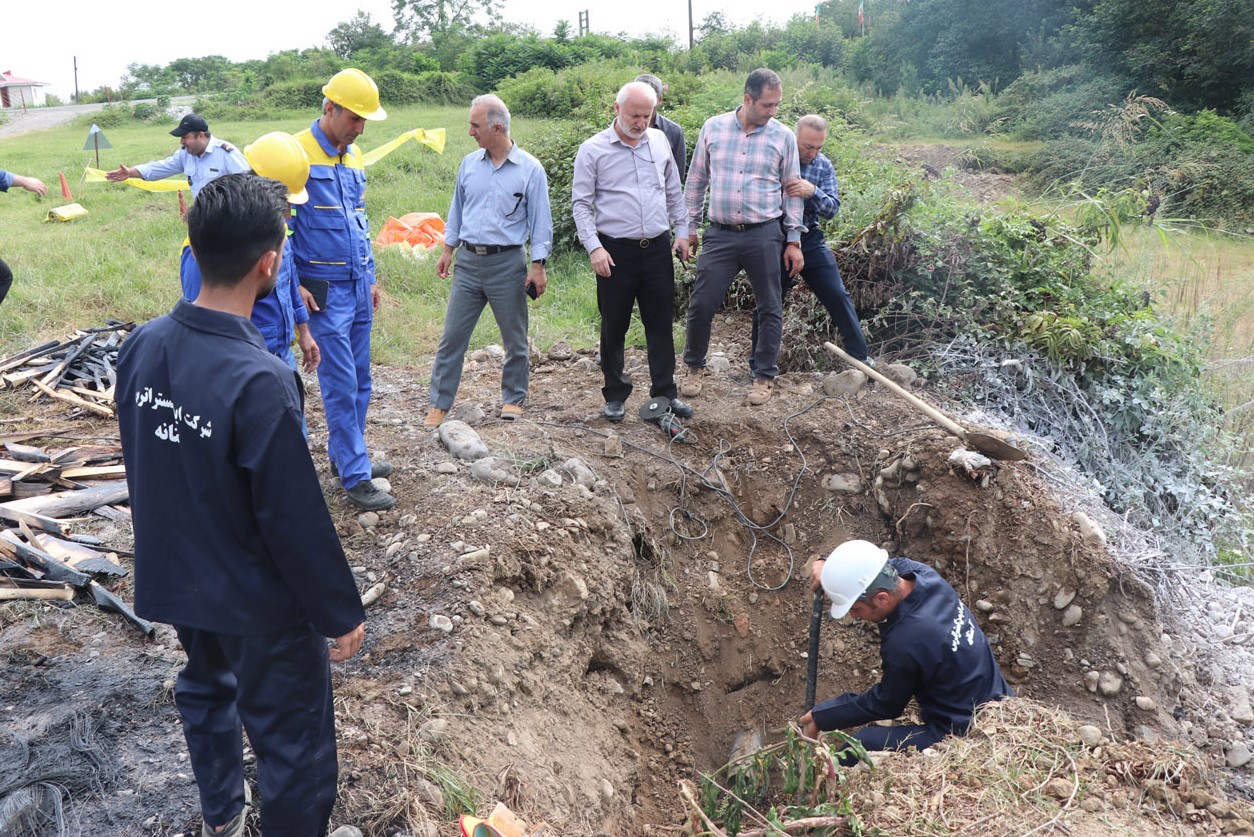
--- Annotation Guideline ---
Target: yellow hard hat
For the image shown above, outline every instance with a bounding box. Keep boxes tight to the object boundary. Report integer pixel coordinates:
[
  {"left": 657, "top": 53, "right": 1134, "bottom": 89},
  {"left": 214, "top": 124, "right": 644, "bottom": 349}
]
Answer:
[
  {"left": 244, "top": 132, "right": 310, "bottom": 205},
  {"left": 322, "top": 68, "right": 387, "bottom": 121}
]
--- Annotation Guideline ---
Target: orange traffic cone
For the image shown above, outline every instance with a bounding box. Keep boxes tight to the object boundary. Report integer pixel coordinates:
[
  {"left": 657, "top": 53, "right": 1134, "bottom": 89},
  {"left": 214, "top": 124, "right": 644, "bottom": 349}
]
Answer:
[
  {"left": 59, "top": 172, "right": 73, "bottom": 201},
  {"left": 178, "top": 189, "right": 187, "bottom": 219}
]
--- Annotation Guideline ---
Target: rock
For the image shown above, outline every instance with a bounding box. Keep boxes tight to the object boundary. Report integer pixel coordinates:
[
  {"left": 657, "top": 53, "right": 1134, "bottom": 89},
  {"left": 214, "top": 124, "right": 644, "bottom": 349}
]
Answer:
[
  {"left": 1098, "top": 671, "right": 1124, "bottom": 697},
  {"left": 733, "top": 614, "right": 750, "bottom": 638},
  {"left": 822, "top": 369, "right": 867, "bottom": 398},
  {"left": 1084, "top": 670, "right": 1101, "bottom": 693},
  {"left": 600, "top": 778, "right": 615, "bottom": 805},
  {"left": 1072, "top": 511, "right": 1107, "bottom": 548},
  {"left": 361, "top": 583, "right": 386, "bottom": 606},
  {"left": 467, "top": 600, "right": 485, "bottom": 617},
  {"left": 489, "top": 614, "right": 508, "bottom": 626},
  {"left": 603, "top": 433, "right": 623, "bottom": 457},
  {"left": 708, "top": 355, "right": 730, "bottom": 374},
  {"left": 821, "top": 473, "right": 862, "bottom": 493},
  {"left": 438, "top": 420, "right": 490, "bottom": 462},
  {"left": 1227, "top": 740, "right": 1252, "bottom": 768},
  {"left": 975, "top": 599, "right": 994, "bottom": 613},
  {"left": 575, "top": 357, "right": 598, "bottom": 373},
  {"left": 536, "top": 469, "right": 563, "bottom": 488},
  {"left": 562, "top": 457, "right": 596, "bottom": 487},
  {"left": 1043, "top": 778, "right": 1072, "bottom": 799},
  {"left": 707, "top": 572, "right": 720, "bottom": 592},
  {"left": 449, "top": 402, "right": 485, "bottom": 424},
  {"left": 358, "top": 512, "right": 380, "bottom": 530},
  {"left": 429, "top": 614, "right": 454, "bottom": 633},
  {"left": 547, "top": 341, "right": 574, "bottom": 361},
  {"left": 880, "top": 363, "right": 917, "bottom": 387},
  {"left": 373, "top": 477, "right": 393, "bottom": 495},
  {"left": 1053, "top": 588, "right": 1077, "bottom": 610},
  {"left": 1230, "top": 689, "right": 1254, "bottom": 725},
  {"left": 1078, "top": 725, "right": 1103, "bottom": 747},
  {"left": 470, "top": 457, "right": 520, "bottom": 486},
  {"left": 1062, "top": 605, "right": 1083, "bottom": 627},
  {"left": 783, "top": 523, "right": 797, "bottom": 544},
  {"left": 414, "top": 777, "right": 445, "bottom": 809},
  {"left": 1080, "top": 797, "right": 1104, "bottom": 813},
  {"left": 397, "top": 685, "right": 413, "bottom": 696},
  {"left": 1135, "top": 696, "right": 1156, "bottom": 711}
]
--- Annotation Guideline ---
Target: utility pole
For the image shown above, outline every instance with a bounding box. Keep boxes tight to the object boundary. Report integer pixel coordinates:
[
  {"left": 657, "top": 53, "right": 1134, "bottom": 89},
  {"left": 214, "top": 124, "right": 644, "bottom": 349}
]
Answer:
[
  {"left": 73, "top": 56, "right": 79, "bottom": 103},
  {"left": 578, "top": 10, "right": 589, "bottom": 37},
  {"left": 688, "top": 0, "right": 695, "bottom": 49}
]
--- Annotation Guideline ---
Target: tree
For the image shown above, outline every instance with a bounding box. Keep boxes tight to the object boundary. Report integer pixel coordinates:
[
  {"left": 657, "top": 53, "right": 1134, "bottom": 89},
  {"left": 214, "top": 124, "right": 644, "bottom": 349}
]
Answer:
[
  {"left": 328, "top": 12, "right": 395, "bottom": 59},
  {"left": 392, "top": 0, "right": 502, "bottom": 43}
]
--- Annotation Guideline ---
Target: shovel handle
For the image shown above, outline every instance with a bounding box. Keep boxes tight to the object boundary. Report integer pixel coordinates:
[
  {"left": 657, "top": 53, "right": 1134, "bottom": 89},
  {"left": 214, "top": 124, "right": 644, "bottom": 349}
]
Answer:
[
  {"left": 822, "top": 342, "right": 971, "bottom": 442},
  {"left": 805, "top": 590, "right": 823, "bottom": 711}
]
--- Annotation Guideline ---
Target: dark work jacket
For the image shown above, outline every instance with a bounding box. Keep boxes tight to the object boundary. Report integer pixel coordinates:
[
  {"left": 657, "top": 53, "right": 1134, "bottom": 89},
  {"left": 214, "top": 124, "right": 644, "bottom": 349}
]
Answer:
[
  {"left": 811, "top": 558, "right": 1012, "bottom": 734},
  {"left": 654, "top": 112, "right": 688, "bottom": 183},
  {"left": 117, "top": 300, "right": 364, "bottom": 638}
]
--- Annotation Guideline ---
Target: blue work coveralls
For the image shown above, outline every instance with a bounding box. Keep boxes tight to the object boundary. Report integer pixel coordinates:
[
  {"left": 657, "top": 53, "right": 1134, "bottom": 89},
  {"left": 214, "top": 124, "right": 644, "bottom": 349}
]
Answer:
[
  {"left": 290, "top": 119, "right": 376, "bottom": 490},
  {"left": 810, "top": 558, "right": 1013, "bottom": 759},
  {"left": 117, "top": 300, "right": 365, "bottom": 836}
]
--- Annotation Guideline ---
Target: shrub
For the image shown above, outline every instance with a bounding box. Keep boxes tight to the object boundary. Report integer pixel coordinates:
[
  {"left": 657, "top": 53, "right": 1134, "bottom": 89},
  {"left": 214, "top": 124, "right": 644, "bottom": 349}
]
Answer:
[
  {"left": 411, "top": 71, "right": 474, "bottom": 105},
  {"left": 525, "top": 118, "right": 601, "bottom": 254},
  {"left": 261, "top": 78, "right": 326, "bottom": 111}
]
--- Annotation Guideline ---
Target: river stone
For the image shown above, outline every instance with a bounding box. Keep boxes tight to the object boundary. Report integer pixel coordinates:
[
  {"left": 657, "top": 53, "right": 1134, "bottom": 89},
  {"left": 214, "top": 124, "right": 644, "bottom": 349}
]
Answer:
[
  {"left": 1084, "top": 670, "right": 1101, "bottom": 693},
  {"left": 536, "top": 469, "right": 563, "bottom": 488},
  {"left": 603, "top": 433, "right": 623, "bottom": 457},
  {"left": 822, "top": 369, "right": 867, "bottom": 398},
  {"left": 1062, "top": 605, "right": 1084, "bottom": 627},
  {"left": 881, "top": 363, "right": 917, "bottom": 387},
  {"left": 1135, "top": 696, "right": 1156, "bottom": 711},
  {"left": 429, "top": 614, "right": 454, "bottom": 633},
  {"left": 1054, "top": 588, "right": 1077, "bottom": 610},
  {"left": 470, "top": 457, "right": 520, "bottom": 486},
  {"left": 1098, "top": 671, "right": 1124, "bottom": 697},
  {"left": 1230, "top": 689, "right": 1254, "bottom": 725},
  {"left": 1072, "top": 511, "right": 1107, "bottom": 548},
  {"left": 708, "top": 355, "right": 731, "bottom": 374},
  {"left": 439, "top": 420, "right": 489, "bottom": 461},
  {"left": 822, "top": 473, "right": 863, "bottom": 493},
  {"left": 1227, "top": 740, "right": 1252, "bottom": 768},
  {"left": 547, "top": 341, "right": 574, "bottom": 361},
  {"left": 1078, "top": 725, "right": 1102, "bottom": 747},
  {"left": 563, "top": 457, "right": 597, "bottom": 487}
]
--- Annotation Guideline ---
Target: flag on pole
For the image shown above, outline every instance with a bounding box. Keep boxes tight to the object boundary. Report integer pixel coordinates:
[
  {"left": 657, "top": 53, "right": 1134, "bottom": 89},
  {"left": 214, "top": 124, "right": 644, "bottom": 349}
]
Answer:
[{"left": 858, "top": 0, "right": 865, "bottom": 26}]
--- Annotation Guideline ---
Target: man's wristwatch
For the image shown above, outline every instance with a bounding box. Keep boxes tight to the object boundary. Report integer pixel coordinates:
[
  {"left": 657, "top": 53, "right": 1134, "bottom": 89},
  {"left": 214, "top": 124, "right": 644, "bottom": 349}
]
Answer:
[
  {"left": 532, "top": 259, "right": 546, "bottom": 266},
  {"left": 785, "top": 241, "right": 801, "bottom": 249}
]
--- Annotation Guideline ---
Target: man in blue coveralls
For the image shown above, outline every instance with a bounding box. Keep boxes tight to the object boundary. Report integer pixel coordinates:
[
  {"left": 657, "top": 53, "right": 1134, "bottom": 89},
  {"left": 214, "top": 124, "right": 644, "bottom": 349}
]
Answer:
[
  {"left": 801, "top": 540, "right": 1012, "bottom": 763},
  {"left": 179, "top": 132, "right": 320, "bottom": 377},
  {"left": 117, "top": 173, "right": 365, "bottom": 837},
  {"left": 105, "top": 114, "right": 248, "bottom": 196},
  {"left": 292, "top": 69, "right": 394, "bottom": 511}
]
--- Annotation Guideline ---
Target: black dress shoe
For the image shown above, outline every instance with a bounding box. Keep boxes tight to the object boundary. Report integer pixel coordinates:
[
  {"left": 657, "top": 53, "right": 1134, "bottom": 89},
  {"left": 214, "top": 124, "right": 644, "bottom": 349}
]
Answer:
[
  {"left": 669, "top": 398, "right": 693, "bottom": 418},
  {"left": 603, "top": 401, "right": 626, "bottom": 422}
]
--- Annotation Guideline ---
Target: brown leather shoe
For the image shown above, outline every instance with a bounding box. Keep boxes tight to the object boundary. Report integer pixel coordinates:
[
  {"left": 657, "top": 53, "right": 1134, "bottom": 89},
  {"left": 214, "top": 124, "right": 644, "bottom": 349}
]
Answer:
[
  {"left": 423, "top": 408, "right": 447, "bottom": 427},
  {"left": 747, "top": 377, "right": 774, "bottom": 406},
  {"left": 679, "top": 366, "right": 705, "bottom": 397},
  {"left": 500, "top": 403, "right": 524, "bottom": 420}
]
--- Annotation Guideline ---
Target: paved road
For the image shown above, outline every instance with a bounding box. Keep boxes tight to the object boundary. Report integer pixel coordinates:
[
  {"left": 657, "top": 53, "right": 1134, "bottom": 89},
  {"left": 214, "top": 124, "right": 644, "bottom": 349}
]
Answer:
[{"left": 0, "top": 96, "right": 196, "bottom": 139}]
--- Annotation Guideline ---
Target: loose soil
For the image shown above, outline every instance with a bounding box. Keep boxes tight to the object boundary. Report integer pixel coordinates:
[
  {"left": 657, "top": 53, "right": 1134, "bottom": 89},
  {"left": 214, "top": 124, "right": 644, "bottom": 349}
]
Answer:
[{"left": 2, "top": 314, "right": 1253, "bottom": 836}]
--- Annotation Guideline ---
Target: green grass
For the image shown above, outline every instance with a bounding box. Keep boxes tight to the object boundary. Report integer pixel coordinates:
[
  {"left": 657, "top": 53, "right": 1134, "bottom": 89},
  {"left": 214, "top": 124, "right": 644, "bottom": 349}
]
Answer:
[{"left": 0, "top": 105, "right": 606, "bottom": 370}]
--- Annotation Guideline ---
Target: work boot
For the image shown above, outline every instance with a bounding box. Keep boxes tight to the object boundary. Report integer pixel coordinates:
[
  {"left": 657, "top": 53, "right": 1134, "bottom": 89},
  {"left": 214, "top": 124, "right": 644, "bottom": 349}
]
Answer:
[
  {"left": 331, "top": 457, "right": 393, "bottom": 480},
  {"left": 747, "top": 377, "right": 774, "bottom": 406},
  {"left": 603, "top": 401, "right": 626, "bottom": 423},
  {"left": 201, "top": 784, "right": 250, "bottom": 837},
  {"left": 679, "top": 366, "right": 705, "bottom": 398},
  {"left": 423, "top": 407, "right": 447, "bottom": 428},
  {"left": 345, "top": 480, "right": 395, "bottom": 511},
  {"left": 500, "top": 403, "right": 524, "bottom": 420},
  {"left": 669, "top": 398, "right": 694, "bottom": 419}
]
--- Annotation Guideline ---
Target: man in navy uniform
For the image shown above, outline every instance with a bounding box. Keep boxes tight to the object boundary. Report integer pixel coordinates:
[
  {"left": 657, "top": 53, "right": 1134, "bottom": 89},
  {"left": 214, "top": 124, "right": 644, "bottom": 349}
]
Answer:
[
  {"left": 801, "top": 540, "right": 1012, "bottom": 762},
  {"left": 118, "top": 173, "right": 365, "bottom": 837},
  {"left": 105, "top": 113, "right": 248, "bottom": 197}
]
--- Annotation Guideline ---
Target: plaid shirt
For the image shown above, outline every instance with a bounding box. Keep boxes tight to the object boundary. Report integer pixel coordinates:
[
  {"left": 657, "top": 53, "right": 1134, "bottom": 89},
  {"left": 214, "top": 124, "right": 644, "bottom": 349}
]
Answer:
[
  {"left": 685, "top": 109, "right": 803, "bottom": 242},
  {"left": 801, "top": 152, "right": 841, "bottom": 232}
]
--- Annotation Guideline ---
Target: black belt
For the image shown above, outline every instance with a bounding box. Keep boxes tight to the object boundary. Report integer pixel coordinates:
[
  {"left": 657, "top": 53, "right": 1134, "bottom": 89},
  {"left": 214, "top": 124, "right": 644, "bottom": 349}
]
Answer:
[
  {"left": 603, "top": 232, "right": 669, "bottom": 249},
  {"left": 708, "top": 217, "right": 781, "bottom": 232},
  {"left": 461, "top": 243, "right": 521, "bottom": 256}
]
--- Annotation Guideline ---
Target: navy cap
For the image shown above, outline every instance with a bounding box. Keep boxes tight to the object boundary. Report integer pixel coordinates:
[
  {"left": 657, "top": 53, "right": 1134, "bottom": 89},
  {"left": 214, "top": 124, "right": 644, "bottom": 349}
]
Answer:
[{"left": 170, "top": 114, "right": 209, "bottom": 137}]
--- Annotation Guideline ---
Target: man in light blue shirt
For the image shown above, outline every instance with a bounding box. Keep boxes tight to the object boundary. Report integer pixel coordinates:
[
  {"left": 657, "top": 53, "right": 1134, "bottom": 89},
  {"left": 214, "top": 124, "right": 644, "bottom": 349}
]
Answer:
[
  {"left": 425, "top": 94, "right": 553, "bottom": 426},
  {"left": 105, "top": 114, "right": 248, "bottom": 197}
]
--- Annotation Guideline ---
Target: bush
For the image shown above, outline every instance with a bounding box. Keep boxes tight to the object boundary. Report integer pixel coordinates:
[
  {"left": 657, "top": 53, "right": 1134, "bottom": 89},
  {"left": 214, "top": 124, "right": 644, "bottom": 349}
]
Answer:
[
  {"left": 411, "top": 71, "right": 474, "bottom": 105},
  {"left": 261, "top": 78, "right": 326, "bottom": 111},
  {"left": 525, "top": 118, "right": 601, "bottom": 254},
  {"left": 1000, "top": 66, "right": 1129, "bottom": 141},
  {"left": 82, "top": 104, "right": 133, "bottom": 129}
]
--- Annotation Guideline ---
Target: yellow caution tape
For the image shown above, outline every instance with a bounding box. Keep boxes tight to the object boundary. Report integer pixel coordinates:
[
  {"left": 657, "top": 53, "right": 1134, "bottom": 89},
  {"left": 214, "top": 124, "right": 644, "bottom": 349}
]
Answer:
[
  {"left": 362, "top": 127, "right": 447, "bottom": 167},
  {"left": 46, "top": 203, "right": 90, "bottom": 222},
  {"left": 84, "top": 167, "right": 190, "bottom": 192}
]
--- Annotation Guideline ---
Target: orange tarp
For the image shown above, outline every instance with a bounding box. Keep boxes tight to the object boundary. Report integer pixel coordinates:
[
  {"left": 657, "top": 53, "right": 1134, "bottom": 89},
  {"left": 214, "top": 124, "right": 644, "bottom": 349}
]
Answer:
[{"left": 375, "top": 212, "right": 445, "bottom": 251}]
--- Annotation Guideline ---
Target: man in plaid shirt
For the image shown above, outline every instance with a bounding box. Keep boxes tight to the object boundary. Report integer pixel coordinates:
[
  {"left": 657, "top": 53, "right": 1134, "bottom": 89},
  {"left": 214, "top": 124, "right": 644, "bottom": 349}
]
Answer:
[
  {"left": 751, "top": 114, "right": 870, "bottom": 365},
  {"left": 681, "top": 68, "right": 804, "bottom": 407}
]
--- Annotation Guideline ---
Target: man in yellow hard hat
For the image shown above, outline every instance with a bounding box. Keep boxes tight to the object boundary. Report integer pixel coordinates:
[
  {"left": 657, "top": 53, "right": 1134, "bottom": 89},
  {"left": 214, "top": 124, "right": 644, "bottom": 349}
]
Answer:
[{"left": 290, "top": 69, "right": 395, "bottom": 512}]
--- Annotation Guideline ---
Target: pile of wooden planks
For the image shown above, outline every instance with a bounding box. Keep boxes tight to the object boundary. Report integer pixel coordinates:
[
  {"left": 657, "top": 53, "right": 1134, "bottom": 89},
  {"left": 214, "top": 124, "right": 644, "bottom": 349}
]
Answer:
[
  {"left": 0, "top": 433, "right": 149, "bottom": 635},
  {"left": 0, "top": 322, "right": 135, "bottom": 417}
]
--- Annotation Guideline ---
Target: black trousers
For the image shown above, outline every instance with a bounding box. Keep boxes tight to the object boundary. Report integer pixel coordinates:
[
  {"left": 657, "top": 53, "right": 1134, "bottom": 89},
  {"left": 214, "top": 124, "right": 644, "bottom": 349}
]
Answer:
[
  {"left": 0, "top": 259, "right": 12, "bottom": 307},
  {"left": 174, "top": 623, "right": 339, "bottom": 837},
  {"left": 597, "top": 234, "right": 678, "bottom": 403}
]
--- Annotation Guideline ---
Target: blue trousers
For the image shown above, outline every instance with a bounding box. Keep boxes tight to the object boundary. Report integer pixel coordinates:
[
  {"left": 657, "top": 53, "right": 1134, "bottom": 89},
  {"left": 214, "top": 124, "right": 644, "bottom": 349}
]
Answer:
[
  {"left": 174, "top": 624, "right": 339, "bottom": 837},
  {"left": 308, "top": 277, "right": 374, "bottom": 489},
  {"left": 836, "top": 722, "right": 949, "bottom": 766},
  {"left": 684, "top": 223, "right": 785, "bottom": 380},
  {"left": 429, "top": 247, "right": 529, "bottom": 410},
  {"left": 751, "top": 227, "right": 868, "bottom": 366}
]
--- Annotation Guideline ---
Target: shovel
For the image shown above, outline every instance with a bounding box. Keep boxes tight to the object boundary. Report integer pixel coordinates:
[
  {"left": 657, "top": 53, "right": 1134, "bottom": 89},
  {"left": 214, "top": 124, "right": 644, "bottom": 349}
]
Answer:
[{"left": 823, "top": 342, "right": 1028, "bottom": 462}]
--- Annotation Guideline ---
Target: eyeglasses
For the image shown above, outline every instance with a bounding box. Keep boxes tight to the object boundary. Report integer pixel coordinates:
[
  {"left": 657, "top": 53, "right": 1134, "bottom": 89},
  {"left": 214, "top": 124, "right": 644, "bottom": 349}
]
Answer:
[{"left": 506, "top": 192, "right": 524, "bottom": 217}]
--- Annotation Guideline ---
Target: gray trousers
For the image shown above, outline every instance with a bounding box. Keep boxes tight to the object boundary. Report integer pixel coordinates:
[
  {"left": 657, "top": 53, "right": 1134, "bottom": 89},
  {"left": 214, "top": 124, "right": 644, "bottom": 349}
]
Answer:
[
  {"left": 683, "top": 222, "right": 785, "bottom": 380},
  {"left": 429, "top": 248, "right": 529, "bottom": 410}
]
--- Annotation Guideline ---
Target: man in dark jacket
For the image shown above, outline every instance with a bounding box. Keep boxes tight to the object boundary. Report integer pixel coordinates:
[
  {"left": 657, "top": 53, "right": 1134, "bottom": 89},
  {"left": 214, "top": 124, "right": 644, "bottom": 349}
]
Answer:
[
  {"left": 118, "top": 173, "right": 365, "bottom": 837},
  {"left": 801, "top": 540, "right": 1012, "bottom": 761}
]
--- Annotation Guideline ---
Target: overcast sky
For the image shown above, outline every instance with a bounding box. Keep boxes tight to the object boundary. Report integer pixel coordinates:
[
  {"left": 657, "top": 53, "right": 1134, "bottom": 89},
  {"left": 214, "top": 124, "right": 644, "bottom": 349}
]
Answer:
[{"left": 4, "top": 0, "right": 818, "bottom": 101}]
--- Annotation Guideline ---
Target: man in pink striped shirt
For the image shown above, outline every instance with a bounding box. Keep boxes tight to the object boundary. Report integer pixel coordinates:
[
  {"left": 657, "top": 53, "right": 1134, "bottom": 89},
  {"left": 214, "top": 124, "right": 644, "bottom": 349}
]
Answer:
[{"left": 681, "top": 68, "right": 804, "bottom": 407}]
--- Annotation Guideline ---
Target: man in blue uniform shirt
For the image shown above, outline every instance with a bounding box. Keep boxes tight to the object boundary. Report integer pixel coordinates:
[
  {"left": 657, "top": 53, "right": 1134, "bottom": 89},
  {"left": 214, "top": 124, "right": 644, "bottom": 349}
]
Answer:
[
  {"left": 291, "top": 68, "right": 394, "bottom": 511},
  {"left": 117, "top": 174, "right": 366, "bottom": 837},
  {"left": 801, "top": 540, "right": 1012, "bottom": 762},
  {"left": 424, "top": 94, "right": 553, "bottom": 427},
  {"left": 105, "top": 113, "right": 248, "bottom": 197}
]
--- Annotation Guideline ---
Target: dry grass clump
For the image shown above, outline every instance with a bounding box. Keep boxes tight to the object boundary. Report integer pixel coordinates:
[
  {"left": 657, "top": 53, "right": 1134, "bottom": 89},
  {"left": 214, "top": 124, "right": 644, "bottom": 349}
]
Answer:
[{"left": 841, "top": 698, "right": 1254, "bottom": 836}]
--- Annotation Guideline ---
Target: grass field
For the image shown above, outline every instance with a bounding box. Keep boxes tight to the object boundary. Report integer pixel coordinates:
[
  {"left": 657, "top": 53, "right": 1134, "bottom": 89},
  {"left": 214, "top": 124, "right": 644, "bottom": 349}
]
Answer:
[{"left": 0, "top": 105, "right": 607, "bottom": 368}]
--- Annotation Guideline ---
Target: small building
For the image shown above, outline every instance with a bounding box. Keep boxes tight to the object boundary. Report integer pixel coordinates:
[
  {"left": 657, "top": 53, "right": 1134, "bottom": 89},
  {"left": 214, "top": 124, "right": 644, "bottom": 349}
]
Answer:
[{"left": 1, "top": 71, "right": 48, "bottom": 109}]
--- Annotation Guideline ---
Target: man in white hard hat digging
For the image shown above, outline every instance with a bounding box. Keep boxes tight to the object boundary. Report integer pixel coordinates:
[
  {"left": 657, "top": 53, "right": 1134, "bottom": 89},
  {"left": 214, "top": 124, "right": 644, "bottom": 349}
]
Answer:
[{"left": 800, "top": 540, "right": 1013, "bottom": 762}]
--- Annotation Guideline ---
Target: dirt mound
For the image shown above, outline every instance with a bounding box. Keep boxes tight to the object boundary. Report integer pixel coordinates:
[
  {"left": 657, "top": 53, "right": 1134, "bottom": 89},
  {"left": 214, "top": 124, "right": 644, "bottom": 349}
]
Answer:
[{"left": 2, "top": 314, "right": 1252, "bottom": 835}]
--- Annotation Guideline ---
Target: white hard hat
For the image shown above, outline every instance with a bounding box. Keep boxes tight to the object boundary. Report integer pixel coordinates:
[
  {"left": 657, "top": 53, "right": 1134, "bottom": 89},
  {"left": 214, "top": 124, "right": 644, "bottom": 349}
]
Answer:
[{"left": 820, "top": 540, "right": 892, "bottom": 619}]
